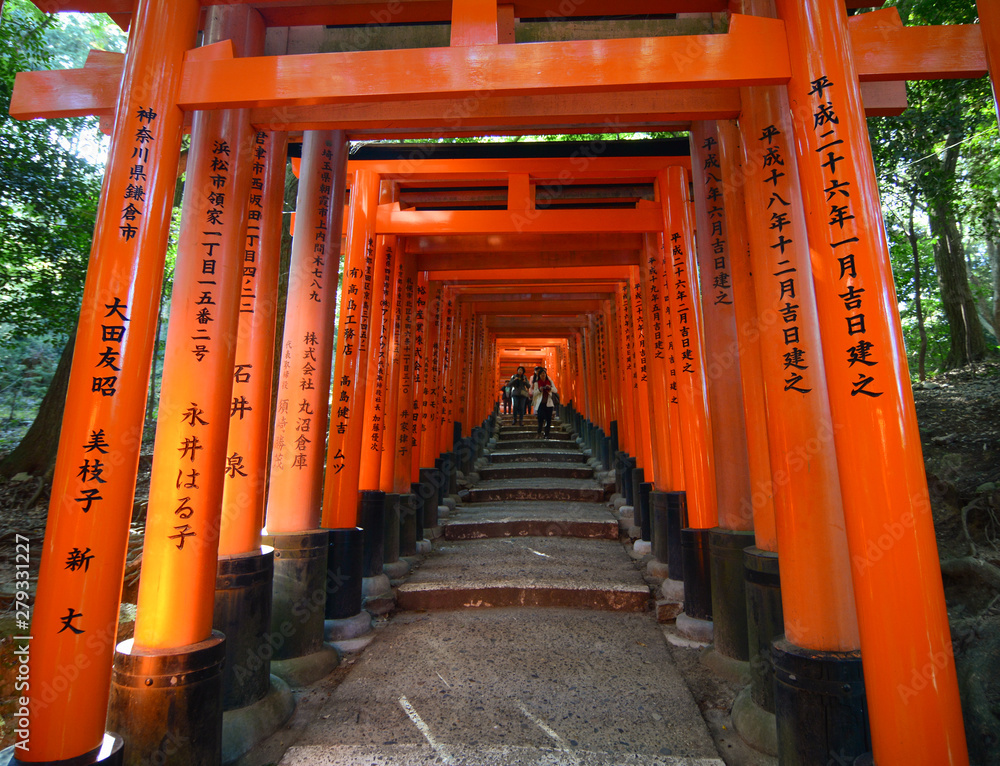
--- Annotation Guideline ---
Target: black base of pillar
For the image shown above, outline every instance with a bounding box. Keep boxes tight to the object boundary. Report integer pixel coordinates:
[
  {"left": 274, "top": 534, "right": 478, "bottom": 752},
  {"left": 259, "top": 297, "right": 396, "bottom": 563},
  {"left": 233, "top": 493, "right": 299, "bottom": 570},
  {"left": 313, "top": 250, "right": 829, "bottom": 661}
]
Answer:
[
  {"left": 2, "top": 734, "right": 124, "bottom": 766},
  {"left": 359, "top": 490, "right": 386, "bottom": 578},
  {"left": 262, "top": 530, "right": 330, "bottom": 660},
  {"left": 614, "top": 451, "right": 626, "bottom": 496},
  {"left": 666, "top": 491, "right": 686, "bottom": 581},
  {"left": 623, "top": 458, "right": 637, "bottom": 506},
  {"left": 383, "top": 493, "right": 401, "bottom": 565},
  {"left": 601, "top": 436, "right": 611, "bottom": 470},
  {"left": 417, "top": 470, "right": 439, "bottom": 531},
  {"left": 772, "top": 639, "right": 870, "bottom": 766},
  {"left": 650, "top": 491, "right": 669, "bottom": 564},
  {"left": 325, "top": 527, "right": 364, "bottom": 620},
  {"left": 681, "top": 527, "right": 712, "bottom": 621},
  {"left": 399, "top": 494, "right": 417, "bottom": 556},
  {"left": 409, "top": 483, "right": 425, "bottom": 540},
  {"left": 639, "top": 482, "right": 653, "bottom": 542},
  {"left": 709, "top": 528, "right": 755, "bottom": 662},
  {"left": 108, "top": 633, "right": 226, "bottom": 766},
  {"left": 744, "top": 546, "right": 784, "bottom": 713},
  {"left": 213, "top": 547, "right": 275, "bottom": 711},
  {"left": 630, "top": 467, "right": 645, "bottom": 527}
]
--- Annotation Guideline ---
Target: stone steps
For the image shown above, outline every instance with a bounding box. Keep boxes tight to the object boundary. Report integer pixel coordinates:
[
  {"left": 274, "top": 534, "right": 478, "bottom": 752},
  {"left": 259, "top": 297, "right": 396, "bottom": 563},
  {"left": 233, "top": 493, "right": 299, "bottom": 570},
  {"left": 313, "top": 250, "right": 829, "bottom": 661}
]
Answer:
[
  {"left": 493, "top": 438, "right": 580, "bottom": 451},
  {"left": 466, "top": 478, "right": 606, "bottom": 504},
  {"left": 396, "top": 537, "right": 648, "bottom": 612},
  {"left": 479, "top": 463, "right": 594, "bottom": 480},
  {"left": 442, "top": 501, "right": 618, "bottom": 541},
  {"left": 489, "top": 450, "right": 587, "bottom": 464},
  {"left": 499, "top": 429, "right": 573, "bottom": 441},
  {"left": 275, "top": 609, "right": 723, "bottom": 766},
  {"left": 282, "top": 744, "right": 725, "bottom": 765}
]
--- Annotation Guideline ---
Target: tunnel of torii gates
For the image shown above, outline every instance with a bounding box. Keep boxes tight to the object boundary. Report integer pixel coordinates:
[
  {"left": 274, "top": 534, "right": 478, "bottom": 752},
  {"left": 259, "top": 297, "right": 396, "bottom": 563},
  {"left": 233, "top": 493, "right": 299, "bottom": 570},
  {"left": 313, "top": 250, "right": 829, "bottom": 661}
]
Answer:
[{"left": 4, "top": 0, "right": 1000, "bottom": 764}]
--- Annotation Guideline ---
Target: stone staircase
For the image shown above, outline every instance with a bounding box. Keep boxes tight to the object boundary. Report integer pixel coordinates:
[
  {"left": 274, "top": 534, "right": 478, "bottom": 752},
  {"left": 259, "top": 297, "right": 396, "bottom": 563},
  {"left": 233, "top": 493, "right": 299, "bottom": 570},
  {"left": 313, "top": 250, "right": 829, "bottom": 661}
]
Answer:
[{"left": 272, "top": 414, "right": 725, "bottom": 766}]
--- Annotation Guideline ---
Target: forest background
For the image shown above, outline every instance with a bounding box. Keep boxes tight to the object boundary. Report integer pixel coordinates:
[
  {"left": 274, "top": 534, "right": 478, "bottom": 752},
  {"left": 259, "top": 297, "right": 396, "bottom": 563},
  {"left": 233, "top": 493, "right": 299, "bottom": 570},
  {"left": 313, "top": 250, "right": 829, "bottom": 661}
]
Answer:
[{"left": 0, "top": 0, "right": 997, "bottom": 473}]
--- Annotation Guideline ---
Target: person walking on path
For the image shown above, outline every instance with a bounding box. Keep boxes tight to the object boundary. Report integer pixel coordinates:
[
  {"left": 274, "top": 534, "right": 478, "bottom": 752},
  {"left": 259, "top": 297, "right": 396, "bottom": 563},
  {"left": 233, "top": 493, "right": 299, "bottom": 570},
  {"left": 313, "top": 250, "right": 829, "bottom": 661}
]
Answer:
[
  {"left": 509, "top": 366, "right": 531, "bottom": 426},
  {"left": 501, "top": 379, "right": 512, "bottom": 415},
  {"left": 527, "top": 366, "right": 543, "bottom": 415},
  {"left": 531, "top": 368, "right": 558, "bottom": 438}
]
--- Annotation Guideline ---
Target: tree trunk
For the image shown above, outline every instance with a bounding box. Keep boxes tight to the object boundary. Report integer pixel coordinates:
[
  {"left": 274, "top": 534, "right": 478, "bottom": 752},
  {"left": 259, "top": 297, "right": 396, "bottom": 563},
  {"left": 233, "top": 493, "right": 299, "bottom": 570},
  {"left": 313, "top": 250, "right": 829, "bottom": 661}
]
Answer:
[
  {"left": 908, "top": 201, "right": 928, "bottom": 381},
  {"left": 0, "top": 328, "right": 76, "bottom": 479},
  {"left": 928, "top": 199, "right": 989, "bottom": 368},
  {"left": 989, "top": 236, "right": 1000, "bottom": 349}
]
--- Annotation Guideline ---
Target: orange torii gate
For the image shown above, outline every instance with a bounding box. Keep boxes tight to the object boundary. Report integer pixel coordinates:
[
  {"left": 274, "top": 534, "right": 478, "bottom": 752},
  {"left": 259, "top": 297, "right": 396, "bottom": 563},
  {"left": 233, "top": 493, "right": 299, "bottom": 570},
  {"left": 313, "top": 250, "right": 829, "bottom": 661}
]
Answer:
[{"left": 5, "top": 1, "right": 999, "bottom": 765}]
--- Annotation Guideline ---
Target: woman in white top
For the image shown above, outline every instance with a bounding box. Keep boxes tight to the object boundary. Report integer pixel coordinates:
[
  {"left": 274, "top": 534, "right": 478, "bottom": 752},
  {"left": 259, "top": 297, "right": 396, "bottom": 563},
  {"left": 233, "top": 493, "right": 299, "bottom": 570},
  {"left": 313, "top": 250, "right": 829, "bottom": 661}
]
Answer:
[{"left": 530, "top": 368, "right": 558, "bottom": 438}]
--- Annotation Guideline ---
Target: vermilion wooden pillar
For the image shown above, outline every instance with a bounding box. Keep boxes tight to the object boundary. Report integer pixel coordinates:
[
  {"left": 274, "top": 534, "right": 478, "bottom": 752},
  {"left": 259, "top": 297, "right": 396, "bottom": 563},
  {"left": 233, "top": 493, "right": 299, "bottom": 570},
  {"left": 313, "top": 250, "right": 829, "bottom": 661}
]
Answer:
[
  {"left": 323, "top": 168, "right": 380, "bottom": 528},
  {"left": 614, "top": 284, "right": 636, "bottom": 457},
  {"left": 409, "top": 273, "right": 430, "bottom": 482},
  {"left": 437, "top": 289, "right": 458, "bottom": 454},
  {"left": 628, "top": 266, "right": 656, "bottom": 479},
  {"left": 659, "top": 168, "right": 717, "bottom": 530},
  {"left": 776, "top": 0, "right": 967, "bottom": 761},
  {"left": 661, "top": 256, "right": 687, "bottom": 493},
  {"left": 379, "top": 240, "right": 407, "bottom": 492},
  {"left": 264, "top": 132, "right": 347, "bottom": 533},
  {"left": 392, "top": 257, "right": 418, "bottom": 493},
  {"left": 639, "top": 235, "right": 675, "bottom": 490},
  {"left": 20, "top": 0, "right": 200, "bottom": 760},
  {"left": 218, "top": 130, "right": 287, "bottom": 556},
  {"left": 735, "top": 60, "right": 859, "bottom": 653},
  {"left": 133, "top": 88, "right": 255, "bottom": 650},
  {"left": 457, "top": 302, "right": 474, "bottom": 435},
  {"left": 715, "top": 119, "right": 777, "bottom": 551},
  {"left": 358, "top": 233, "right": 393, "bottom": 490},
  {"left": 690, "top": 122, "right": 752, "bottom": 532},
  {"left": 418, "top": 280, "right": 444, "bottom": 469}
]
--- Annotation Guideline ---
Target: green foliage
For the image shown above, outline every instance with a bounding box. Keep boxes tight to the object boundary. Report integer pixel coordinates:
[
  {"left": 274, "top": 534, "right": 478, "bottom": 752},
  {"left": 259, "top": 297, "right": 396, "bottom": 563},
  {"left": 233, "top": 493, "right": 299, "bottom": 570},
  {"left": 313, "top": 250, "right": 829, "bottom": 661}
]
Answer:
[
  {"left": 868, "top": 0, "right": 1000, "bottom": 374},
  {"left": 0, "top": 2, "right": 125, "bottom": 454},
  {"left": 0, "top": 1, "right": 123, "bottom": 343}
]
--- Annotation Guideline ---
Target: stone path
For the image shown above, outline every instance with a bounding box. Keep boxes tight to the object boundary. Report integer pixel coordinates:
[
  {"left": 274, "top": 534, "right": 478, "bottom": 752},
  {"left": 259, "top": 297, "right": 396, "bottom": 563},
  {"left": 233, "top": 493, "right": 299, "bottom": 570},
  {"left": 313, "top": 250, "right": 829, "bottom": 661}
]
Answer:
[{"left": 270, "top": 415, "right": 724, "bottom": 766}]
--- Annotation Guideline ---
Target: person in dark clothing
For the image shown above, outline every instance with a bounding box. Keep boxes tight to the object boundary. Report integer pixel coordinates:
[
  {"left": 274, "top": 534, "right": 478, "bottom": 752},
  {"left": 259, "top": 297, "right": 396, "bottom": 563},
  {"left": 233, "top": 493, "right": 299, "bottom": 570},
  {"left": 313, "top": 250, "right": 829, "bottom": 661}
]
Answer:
[
  {"left": 531, "top": 368, "right": 558, "bottom": 438},
  {"left": 509, "top": 366, "right": 531, "bottom": 425}
]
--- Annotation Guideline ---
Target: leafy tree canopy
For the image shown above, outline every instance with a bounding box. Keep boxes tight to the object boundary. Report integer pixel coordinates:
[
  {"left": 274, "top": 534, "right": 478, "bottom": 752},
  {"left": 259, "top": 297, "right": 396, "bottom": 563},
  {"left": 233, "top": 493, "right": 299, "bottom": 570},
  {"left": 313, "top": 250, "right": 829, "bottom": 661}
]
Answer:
[{"left": 0, "top": 1, "right": 124, "bottom": 345}]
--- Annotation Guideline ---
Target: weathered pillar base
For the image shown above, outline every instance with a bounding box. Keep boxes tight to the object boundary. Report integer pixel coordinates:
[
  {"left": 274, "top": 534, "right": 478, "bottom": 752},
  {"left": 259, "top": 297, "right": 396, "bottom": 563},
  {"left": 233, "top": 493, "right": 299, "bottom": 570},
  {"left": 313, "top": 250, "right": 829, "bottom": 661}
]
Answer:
[
  {"left": 731, "top": 685, "right": 778, "bottom": 757},
  {"left": 263, "top": 530, "right": 336, "bottom": 688},
  {"left": 709, "top": 528, "right": 754, "bottom": 663},
  {"left": 264, "top": 530, "right": 329, "bottom": 658},
  {"left": 362, "top": 573, "right": 395, "bottom": 616},
  {"left": 772, "top": 639, "right": 870, "bottom": 766},
  {"left": 269, "top": 646, "right": 340, "bottom": 689},
  {"left": 360, "top": 490, "right": 394, "bottom": 615},
  {"left": 681, "top": 527, "right": 712, "bottom": 620},
  {"left": 384, "top": 559, "right": 411, "bottom": 582},
  {"left": 1, "top": 735, "right": 124, "bottom": 766},
  {"left": 108, "top": 633, "right": 225, "bottom": 766},
  {"left": 220, "top": 675, "right": 294, "bottom": 765},
  {"left": 665, "top": 491, "right": 686, "bottom": 582},
  {"left": 674, "top": 612, "right": 714, "bottom": 645},
  {"left": 398, "top": 494, "right": 418, "bottom": 558},
  {"left": 632, "top": 539, "right": 651, "bottom": 557},
  {"left": 325, "top": 611, "right": 375, "bottom": 653},
  {"left": 701, "top": 647, "right": 751, "bottom": 685},
  {"left": 647, "top": 491, "right": 670, "bottom": 581},
  {"left": 325, "top": 527, "right": 371, "bottom": 653},
  {"left": 638, "top": 482, "right": 653, "bottom": 543},
  {"left": 623, "top": 457, "right": 637, "bottom": 506},
  {"left": 744, "top": 547, "right": 784, "bottom": 715},
  {"left": 214, "top": 548, "right": 274, "bottom": 712}
]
